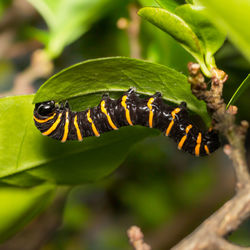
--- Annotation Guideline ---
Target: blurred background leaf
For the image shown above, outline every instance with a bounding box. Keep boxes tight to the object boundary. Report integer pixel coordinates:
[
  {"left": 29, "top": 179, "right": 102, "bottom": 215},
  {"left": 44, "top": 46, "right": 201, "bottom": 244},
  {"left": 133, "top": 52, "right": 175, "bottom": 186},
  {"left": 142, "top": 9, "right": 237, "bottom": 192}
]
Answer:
[
  {"left": 0, "top": 0, "right": 12, "bottom": 17},
  {"left": 27, "top": 0, "right": 115, "bottom": 58},
  {"left": 155, "top": 0, "right": 185, "bottom": 12},
  {"left": 196, "top": 0, "right": 250, "bottom": 63},
  {"left": 0, "top": 183, "right": 55, "bottom": 242}
]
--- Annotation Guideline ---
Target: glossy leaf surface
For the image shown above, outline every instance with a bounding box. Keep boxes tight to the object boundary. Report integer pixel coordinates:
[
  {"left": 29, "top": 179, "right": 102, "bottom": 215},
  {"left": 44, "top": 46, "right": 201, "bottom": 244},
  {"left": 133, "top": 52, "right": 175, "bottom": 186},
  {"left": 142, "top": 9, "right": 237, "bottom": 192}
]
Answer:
[{"left": 34, "top": 57, "right": 209, "bottom": 123}]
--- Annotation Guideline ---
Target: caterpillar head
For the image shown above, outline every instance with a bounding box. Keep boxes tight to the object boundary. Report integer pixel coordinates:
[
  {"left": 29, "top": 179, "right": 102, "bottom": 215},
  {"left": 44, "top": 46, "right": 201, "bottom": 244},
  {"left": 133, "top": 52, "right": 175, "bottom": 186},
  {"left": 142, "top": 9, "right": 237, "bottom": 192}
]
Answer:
[{"left": 35, "top": 101, "right": 56, "bottom": 116}]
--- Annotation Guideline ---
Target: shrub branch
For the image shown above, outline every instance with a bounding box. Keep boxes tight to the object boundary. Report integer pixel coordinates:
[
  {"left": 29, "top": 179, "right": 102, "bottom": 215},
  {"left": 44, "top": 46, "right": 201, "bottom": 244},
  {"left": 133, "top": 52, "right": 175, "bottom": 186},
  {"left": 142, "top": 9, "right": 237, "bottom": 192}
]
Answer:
[{"left": 171, "top": 63, "right": 250, "bottom": 250}]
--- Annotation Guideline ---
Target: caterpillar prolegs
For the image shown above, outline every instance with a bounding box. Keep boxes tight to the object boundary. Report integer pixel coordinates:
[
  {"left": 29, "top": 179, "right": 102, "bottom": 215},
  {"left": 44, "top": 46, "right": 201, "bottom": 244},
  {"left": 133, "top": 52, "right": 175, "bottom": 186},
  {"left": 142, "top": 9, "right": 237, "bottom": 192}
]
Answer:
[{"left": 33, "top": 88, "right": 220, "bottom": 156}]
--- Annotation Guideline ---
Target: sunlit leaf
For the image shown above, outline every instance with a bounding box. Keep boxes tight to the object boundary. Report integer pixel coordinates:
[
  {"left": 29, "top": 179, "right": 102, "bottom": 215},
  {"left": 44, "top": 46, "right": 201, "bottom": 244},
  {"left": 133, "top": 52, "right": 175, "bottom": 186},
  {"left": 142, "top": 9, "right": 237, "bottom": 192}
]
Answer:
[
  {"left": 27, "top": 0, "right": 114, "bottom": 58},
  {"left": 196, "top": 0, "right": 250, "bottom": 63},
  {"left": 175, "top": 4, "right": 226, "bottom": 69},
  {"left": 155, "top": 0, "right": 185, "bottom": 12},
  {"left": 138, "top": 7, "right": 211, "bottom": 76}
]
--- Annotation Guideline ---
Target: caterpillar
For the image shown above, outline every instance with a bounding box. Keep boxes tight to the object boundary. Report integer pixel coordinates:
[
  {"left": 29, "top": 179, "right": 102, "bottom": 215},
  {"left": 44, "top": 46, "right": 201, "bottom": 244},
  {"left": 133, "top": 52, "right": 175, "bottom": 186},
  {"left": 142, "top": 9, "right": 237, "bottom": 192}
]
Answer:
[{"left": 33, "top": 88, "right": 220, "bottom": 156}]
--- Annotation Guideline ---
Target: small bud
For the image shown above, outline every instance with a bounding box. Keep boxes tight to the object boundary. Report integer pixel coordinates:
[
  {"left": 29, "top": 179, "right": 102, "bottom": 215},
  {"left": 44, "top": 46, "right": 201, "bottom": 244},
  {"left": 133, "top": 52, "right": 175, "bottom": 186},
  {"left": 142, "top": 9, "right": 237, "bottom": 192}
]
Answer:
[
  {"left": 127, "top": 226, "right": 143, "bottom": 242},
  {"left": 211, "top": 68, "right": 228, "bottom": 83},
  {"left": 117, "top": 18, "right": 129, "bottom": 29},
  {"left": 239, "top": 120, "right": 249, "bottom": 136},
  {"left": 226, "top": 105, "right": 238, "bottom": 115},
  {"left": 188, "top": 62, "right": 200, "bottom": 75},
  {"left": 31, "top": 49, "right": 53, "bottom": 77},
  {"left": 127, "top": 226, "right": 151, "bottom": 250},
  {"left": 241, "top": 120, "right": 249, "bottom": 129},
  {"left": 223, "top": 144, "right": 232, "bottom": 157}
]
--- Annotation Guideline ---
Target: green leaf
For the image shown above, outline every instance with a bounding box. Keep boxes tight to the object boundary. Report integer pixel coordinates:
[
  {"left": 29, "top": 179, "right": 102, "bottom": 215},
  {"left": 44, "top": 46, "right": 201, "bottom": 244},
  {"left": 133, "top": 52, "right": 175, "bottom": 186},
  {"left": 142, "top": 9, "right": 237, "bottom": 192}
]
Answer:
[
  {"left": 27, "top": 0, "right": 113, "bottom": 58},
  {"left": 33, "top": 57, "right": 208, "bottom": 123},
  {"left": 226, "top": 74, "right": 250, "bottom": 109},
  {"left": 0, "top": 58, "right": 210, "bottom": 186},
  {"left": 196, "top": 0, "right": 250, "bottom": 63},
  {"left": 1, "top": 172, "right": 45, "bottom": 187},
  {"left": 138, "top": 7, "right": 211, "bottom": 76},
  {"left": 0, "top": 95, "right": 159, "bottom": 185},
  {"left": 138, "top": 0, "right": 159, "bottom": 7},
  {"left": 175, "top": 4, "right": 226, "bottom": 69},
  {"left": 0, "top": 183, "right": 55, "bottom": 242},
  {"left": 155, "top": 0, "right": 185, "bottom": 12},
  {"left": 143, "top": 21, "right": 193, "bottom": 73}
]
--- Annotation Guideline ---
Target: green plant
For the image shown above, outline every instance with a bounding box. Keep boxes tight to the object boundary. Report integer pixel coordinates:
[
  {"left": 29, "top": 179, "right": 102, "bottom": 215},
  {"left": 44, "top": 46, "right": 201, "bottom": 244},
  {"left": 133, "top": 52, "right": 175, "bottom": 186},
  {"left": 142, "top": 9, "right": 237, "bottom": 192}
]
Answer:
[{"left": 0, "top": 0, "right": 249, "bottom": 247}]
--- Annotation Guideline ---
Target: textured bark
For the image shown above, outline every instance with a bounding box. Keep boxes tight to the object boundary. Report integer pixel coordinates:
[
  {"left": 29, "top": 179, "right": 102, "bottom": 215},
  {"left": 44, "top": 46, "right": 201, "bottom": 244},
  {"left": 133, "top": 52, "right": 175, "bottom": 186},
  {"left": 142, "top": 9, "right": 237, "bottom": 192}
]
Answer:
[{"left": 171, "top": 64, "right": 250, "bottom": 250}]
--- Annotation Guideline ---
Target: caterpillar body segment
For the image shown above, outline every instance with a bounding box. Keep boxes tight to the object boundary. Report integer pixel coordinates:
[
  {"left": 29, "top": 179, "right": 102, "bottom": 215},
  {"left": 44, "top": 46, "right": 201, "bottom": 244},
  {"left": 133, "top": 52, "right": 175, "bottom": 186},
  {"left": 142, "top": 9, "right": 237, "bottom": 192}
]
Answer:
[{"left": 34, "top": 89, "right": 220, "bottom": 156}]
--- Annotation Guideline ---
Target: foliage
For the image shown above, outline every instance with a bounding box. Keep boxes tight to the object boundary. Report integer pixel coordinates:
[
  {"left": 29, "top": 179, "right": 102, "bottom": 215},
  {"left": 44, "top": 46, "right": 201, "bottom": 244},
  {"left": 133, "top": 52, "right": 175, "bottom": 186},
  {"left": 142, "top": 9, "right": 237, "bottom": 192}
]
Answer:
[
  {"left": 196, "top": 0, "right": 250, "bottom": 63},
  {"left": 138, "top": 1, "right": 226, "bottom": 77},
  {"left": 0, "top": 183, "right": 55, "bottom": 242},
  {"left": 0, "top": 95, "right": 158, "bottom": 186},
  {"left": 27, "top": 0, "right": 115, "bottom": 58},
  {"left": 0, "top": 0, "right": 12, "bottom": 17},
  {"left": 33, "top": 57, "right": 209, "bottom": 123},
  {"left": 0, "top": 0, "right": 250, "bottom": 246}
]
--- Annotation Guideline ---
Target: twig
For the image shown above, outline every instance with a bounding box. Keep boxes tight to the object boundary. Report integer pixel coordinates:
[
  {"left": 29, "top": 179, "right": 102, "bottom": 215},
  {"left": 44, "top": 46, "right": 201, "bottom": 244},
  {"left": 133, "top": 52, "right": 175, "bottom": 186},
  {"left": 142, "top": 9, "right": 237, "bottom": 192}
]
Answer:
[
  {"left": 172, "top": 186, "right": 250, "bottom": 250},
  {"left": 171, "top": 63, "right": 250, "bottom": 250},
  {"left": 128, "top": 226, "right": 151, "bottom": 250},
  {"left": 0, "top": 0, "right": 37, "bottom": 32},
  {"left": 0, "top": 49, "right": 53, "bottom": 97},
  {"left": 117, "top": 4, "right": 141, "bottom": 59},
  {"left": 0, "top": 0, "right": 42, "bottom": 59},
  {"left": 146, "top": 166, "right": 235, "bottom": 249}
]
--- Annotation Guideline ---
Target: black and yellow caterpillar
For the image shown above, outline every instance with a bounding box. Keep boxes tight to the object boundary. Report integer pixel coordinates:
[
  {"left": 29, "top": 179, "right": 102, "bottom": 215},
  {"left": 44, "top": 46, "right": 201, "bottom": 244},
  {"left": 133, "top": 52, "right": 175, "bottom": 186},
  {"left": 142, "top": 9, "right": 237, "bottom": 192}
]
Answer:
[{"left": 33, "top": 88, "right": 220, "bottom": 156}]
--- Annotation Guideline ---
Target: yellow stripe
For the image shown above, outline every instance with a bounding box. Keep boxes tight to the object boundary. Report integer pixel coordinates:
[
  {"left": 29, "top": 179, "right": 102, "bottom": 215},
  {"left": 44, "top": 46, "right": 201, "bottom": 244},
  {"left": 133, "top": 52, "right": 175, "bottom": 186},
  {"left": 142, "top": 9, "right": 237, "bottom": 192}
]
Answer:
[
  {"left": 185, "top": 124, "right": 192, "bottom": 134},
  {"left": 195, "top": 132, "right": 202, "bottom": 156},
  {"left": 177, "top": 124, "right": 192, "bottom": 150},
  {"left": 87, "top": 109, "right": 100, "bottom": 137},
  {"left": 100, "top": 100, "right": 118, "bottom": 130},
  {"left": 195, "top": 144, "right": 201, "bottom": 156},
  {"left": 196, "top": 132, "right": 202, "bottom": 144},
  {"left": 42, "top": 113, "right": 62, "bottom": 136},
  {"left": 147, "top": 97, "right": 154, "bottom": 128},
  {"left": 61, "top": 111, "right": 69, "bottom": 142},
  {"left": 74, "top": 115, "right": 83, "bottom": 141},
  {"left": 165, "top": 108, "right": 181, "bottom": 136},
  {"left": 178, "top": 135, "right": 187, "bottom": 150},
  {"left": 121, "top": 95, "right": 133, "bottom": 126},
  {"left": 166, "top": 120, "right": 174, "bottom": 136},
  {"left": 33, "top": 113, "right": 56, "bottom": 123},
  {"left": 204, "top": 144, "right": 210, "bottom": 155}
]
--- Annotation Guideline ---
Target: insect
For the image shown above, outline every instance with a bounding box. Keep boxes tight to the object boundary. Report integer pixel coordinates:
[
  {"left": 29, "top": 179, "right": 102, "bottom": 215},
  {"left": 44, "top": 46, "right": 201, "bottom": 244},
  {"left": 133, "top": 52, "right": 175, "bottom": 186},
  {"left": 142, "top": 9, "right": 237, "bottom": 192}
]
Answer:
[{"left": 33, "top": 88, "right": 220, "bottom": 156}]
